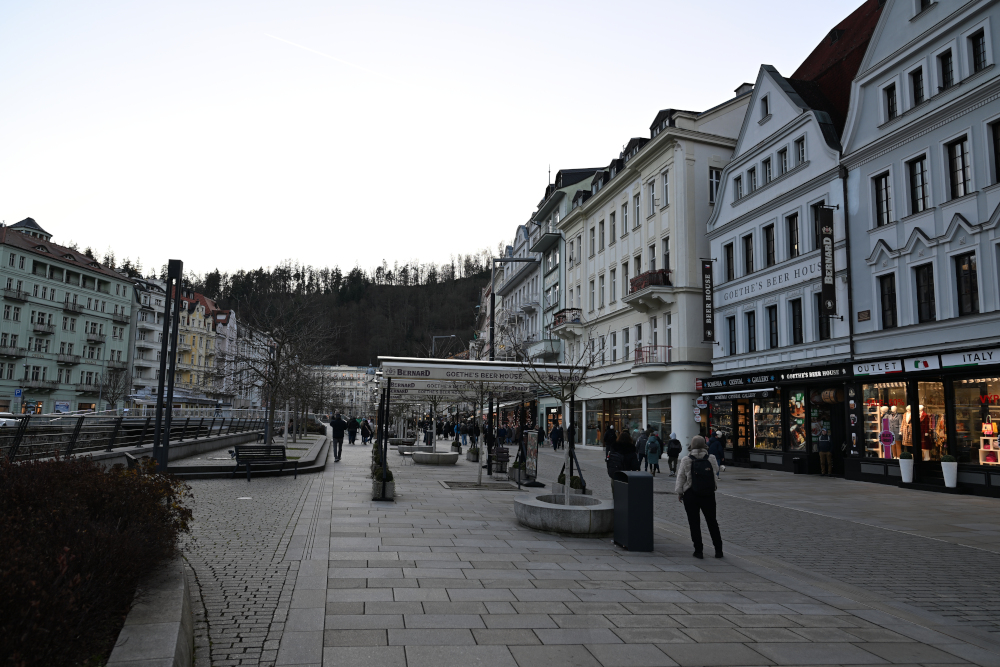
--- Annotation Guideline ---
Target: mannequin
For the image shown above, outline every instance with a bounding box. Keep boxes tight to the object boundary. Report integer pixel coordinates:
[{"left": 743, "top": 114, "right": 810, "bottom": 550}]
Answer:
[
  {"left": 920, "top": 404, "right": 931, "bottom": 460},
  {"left": 879, "top": 406, "right": 892, "bottom": 459},
  {"left": 889, "top": 405, "right": 902, "bottom": 458},
  {"left": 902, "top": 405, "right": 913, "bottom": 451}
]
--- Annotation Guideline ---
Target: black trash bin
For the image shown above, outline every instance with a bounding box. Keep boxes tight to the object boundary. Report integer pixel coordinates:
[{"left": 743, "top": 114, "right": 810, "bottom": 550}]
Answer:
[
  {"left": 612, "top": 470, "right": 654, "bottom": 551},
  {"left": 791, "top": 457, "right": 803, "bottom": 474}
]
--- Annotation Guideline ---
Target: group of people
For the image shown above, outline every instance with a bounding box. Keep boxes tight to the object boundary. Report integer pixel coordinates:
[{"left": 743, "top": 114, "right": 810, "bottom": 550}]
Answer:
[
  {"left": 604, "top": 425, "right": 725, "bottom": 560},
  {"left": 328, "top": 414, "right": 374, "bottom": 462}
]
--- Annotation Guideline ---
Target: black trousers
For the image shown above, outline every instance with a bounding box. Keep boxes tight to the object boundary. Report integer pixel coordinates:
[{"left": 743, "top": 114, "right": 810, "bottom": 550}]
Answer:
[
  {"left": 683, "top": 492, "right": 723, "bottom": 554},
  {"left": 333, "top": 436, "right": 344, "bottom": 460}
]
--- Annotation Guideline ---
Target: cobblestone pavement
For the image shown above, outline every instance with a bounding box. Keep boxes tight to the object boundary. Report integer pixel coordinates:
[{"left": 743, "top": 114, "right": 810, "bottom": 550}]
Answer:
[{"left": 539, "top": 446, "right": 1000, "bottom": 636}]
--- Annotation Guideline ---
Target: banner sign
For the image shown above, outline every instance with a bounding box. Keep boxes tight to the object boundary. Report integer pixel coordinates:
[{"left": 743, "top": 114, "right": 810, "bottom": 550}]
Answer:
[
  {"left": 702, "top": 260, "right": 714, "bottom": 342},
  {"left": 818, "top": 206, "right": 836, "bottom": 316},
  {"left": 379, "top": 357, "right": 581, "bottom": 385},
  {"left": 525, "top": 430, "right": 538, "bottom": 479},
  {"left": 388, "top": 379, "right": 533, "bottom": 394}
]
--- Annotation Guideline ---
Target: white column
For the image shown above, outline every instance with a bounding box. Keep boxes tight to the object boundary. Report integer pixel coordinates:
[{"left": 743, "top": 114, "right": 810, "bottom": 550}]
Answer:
[
  {"left": 581, "top": 400, "right": 587, "bottom": 446},
  {"left": 671, "top": 392, "right": 697, "bottom": 458},
  {"left": 641, "top": 395, "right": 648, "bottom": 432}
]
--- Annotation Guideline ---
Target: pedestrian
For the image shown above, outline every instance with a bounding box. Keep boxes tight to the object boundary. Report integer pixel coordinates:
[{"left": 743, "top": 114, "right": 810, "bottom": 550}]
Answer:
[
  {"left": 602, "top": 423, "right": 617, "bottom": 452},
  {"left": 635, "top": 428, "right": 649, "bottom": 470},
  {"left": 472, "top": 421, "right": 481, "bottom": 447},
  {"left": 646, "top": 428, "right": 663, "bottom": 475},
  {"left": 666, "top": 432, "right": 683, "bottom": 476},
  {"left": 675, "top": 435, "right": 723, "bottom": 559},
  {"left": 606, "top": 426, "right": 639, "bottom": 490},
  {"left": 330, "top": 413, "right": 347, "bottom": 462},
  {"left": 708, "top": 430, "right": 726, "bottom": 478},
  {"left": 348, "top": 417, "right": 358, "bottom": 445},
  {"left": 818, "top": 428, "right": 833, "bottom": 476},
  {"left": 566, "top": 422, "right": 576, "bottom": 448},
  {"left": 460, "top": 421, "right": 469, "bottom": 447},
  {"left": 550, "top": 423, "right": 563, "bottom": 450},
  {"left": 361, "top": 419, "right": 372, "bottom": 445}
]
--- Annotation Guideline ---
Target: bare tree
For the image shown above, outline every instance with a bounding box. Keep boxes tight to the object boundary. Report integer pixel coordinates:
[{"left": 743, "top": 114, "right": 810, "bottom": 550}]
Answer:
[{"left": 98, "top": 367, "right": 131, "bottom": 411}]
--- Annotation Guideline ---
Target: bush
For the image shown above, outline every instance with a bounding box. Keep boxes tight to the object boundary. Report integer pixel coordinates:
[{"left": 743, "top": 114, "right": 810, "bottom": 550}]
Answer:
[
  {"left": 372, "top": 467, "right": 393, "bottom": 483},
  {"left": 899, "top": 452, "right": 913, "bottom": 459},
  {"left": 0, "top": 456, "right": 192, "bottom": 667},
  {"left": 941, "top": 454, "right": 956, "bottom": 463},
  {"left": 510, "top": 462, "right": 525, "bottom": 470},
  {"left": 556, "top": 474, "right": 583, "bottom": 489}
]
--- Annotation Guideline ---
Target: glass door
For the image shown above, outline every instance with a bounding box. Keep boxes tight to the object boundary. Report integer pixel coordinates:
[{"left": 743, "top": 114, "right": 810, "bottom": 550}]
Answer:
[{"left": 917, "top": 381, "right": 946, "bottom": 462}]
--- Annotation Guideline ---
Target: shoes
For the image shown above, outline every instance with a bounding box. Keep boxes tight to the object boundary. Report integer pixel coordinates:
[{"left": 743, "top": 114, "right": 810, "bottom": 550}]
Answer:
[
  {"left": 715, "top": 550, "right": 724, "bottom": 558},
  {"left": 693, "top": 551, "right": 704, "bottom": 559},
  {"left": 669, "top": 472, "right": 676, "bottom": 477}
]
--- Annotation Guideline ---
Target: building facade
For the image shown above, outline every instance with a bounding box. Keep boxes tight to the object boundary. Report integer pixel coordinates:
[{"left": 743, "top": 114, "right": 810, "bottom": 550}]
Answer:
[{"left": 128, "top": 278, "right": 166, "bottom": 403}]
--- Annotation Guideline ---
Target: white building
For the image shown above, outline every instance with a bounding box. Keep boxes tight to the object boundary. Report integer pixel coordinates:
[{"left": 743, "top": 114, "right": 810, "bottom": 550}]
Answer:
[{"left": 128, "top": 278, "right": 166, "bottom": 402}]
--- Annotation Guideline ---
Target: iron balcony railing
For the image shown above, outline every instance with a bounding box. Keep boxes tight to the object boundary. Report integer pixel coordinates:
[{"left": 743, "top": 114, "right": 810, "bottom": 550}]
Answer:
[
  {"left": 629, "top": 269, "right": 672, "bottom": 294},
  {"left": 31, "top": 322, "right": 55, "bottom": 335},
  {"left": 62, "top": 299, "right": 84, "bottom": 313},
  {"left": 23, "top": 379, "right": 59, "bottom": 390},
  {"left": 57, "top": 353, "right": 82, "bottom": 365},
  {"left": 552, "top": 308, "right": 582, "bottom": 327},
  {"left": 633, "top": 345, "right": 671, "bottom": 365},
  {"left": 86, "top": 332, "right": 106, "bottom": 344},
  {"left": 111, "top": 312, "right": 130, "bottom": 324},
  {"left": 0, "top": 346, "right": 26, "bottom": 358},
  {"left": 3, "top": 288, "right": 29, "bottom": 302}
]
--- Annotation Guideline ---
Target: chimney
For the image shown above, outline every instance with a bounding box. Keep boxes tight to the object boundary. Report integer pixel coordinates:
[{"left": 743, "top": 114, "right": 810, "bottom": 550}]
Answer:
[{"left": 734, "top": 83, "right": 754, "bottom": 96}]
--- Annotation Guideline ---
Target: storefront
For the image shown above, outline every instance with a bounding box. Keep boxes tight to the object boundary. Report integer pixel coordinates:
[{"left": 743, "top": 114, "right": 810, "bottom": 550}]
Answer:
[
  {"left": 846, "top": 348, "right": 1000, "bottom": 494},
  {"left": 584, "top": 397, "right": 643, "bottom": 445}
]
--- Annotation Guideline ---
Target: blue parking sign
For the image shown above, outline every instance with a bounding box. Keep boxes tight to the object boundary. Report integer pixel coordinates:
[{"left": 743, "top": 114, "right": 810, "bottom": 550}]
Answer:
[{"left": 14, "top": 389, "right": 22, "bottom": 398}]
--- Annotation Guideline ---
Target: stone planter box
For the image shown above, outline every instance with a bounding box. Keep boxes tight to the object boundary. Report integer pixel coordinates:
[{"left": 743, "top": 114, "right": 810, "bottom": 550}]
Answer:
[
  {"left": 397, "top": 444, "right": 433, "bottom": 455},
  {"left": 372, "top": 479, "right": 395, "bottom": 500},
  {"left": 412, "top": 452, "right": 459, "bottom": 466},
  {"left": 551, "top": 483, "right": 592, "bottom": 496},
  {"left": 509, "top": 468, "right": 528, "bottom": 484},
  {"left": 466, "top": 449, "right": 480, "bottom": 462},
  {"left": 451, "top": 443, "right": 463, "bottom": 453},
  {"left": 513, "top": 494, "right": 614, "bottom": 535}
]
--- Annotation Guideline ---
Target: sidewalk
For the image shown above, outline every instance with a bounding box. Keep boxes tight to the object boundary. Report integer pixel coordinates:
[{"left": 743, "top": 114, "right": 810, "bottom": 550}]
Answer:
[{"left": 255, "top": 439, "right": 1000, "bottom": 667}]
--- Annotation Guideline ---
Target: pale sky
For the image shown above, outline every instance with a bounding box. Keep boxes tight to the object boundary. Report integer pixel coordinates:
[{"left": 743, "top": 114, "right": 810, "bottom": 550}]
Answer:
[{"left": 1, "top": 0, "right": 865, "bottom": 276}]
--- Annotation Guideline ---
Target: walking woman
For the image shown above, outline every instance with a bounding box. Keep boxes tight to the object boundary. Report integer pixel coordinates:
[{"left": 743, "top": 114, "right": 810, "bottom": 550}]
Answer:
[{"left": 674, "top": 435, "right": 723, "bottom": 559}]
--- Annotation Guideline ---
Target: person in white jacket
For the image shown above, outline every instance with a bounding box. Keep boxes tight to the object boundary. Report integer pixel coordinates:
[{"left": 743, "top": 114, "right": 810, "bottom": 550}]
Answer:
[{"left": 674, "top": 435, "right": 723, "bottom": 559}]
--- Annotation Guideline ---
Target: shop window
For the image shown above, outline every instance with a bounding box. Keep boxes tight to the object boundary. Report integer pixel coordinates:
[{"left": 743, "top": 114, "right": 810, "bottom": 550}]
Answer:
[
  {"left": 879, "top": 273, "right": 898, "bottom": 329},
  {"left": 917, "top": 381, "right": 947, "bottom": 462},
  {"left": 709, "top": 400, "right": 733, "bottom": 445},
  {"left": 954, "top": 252, "right": 979, "bottom": 316},
  {"left": 809, "top": 388, "right": 842, "bottom": 456},
  {"left": 753, "top": 398, "right": 781, "bottom": 450},
  {"left": 862, "top": 382, "right": 909, "bottom": 459},
  {"left": 788, "top": 390, "right": 807, "bottom": 451},
  {"left": 646, "top": 394, "right": 672, "bottom": 443},
  {"left": 915, "top": 264, "right": 936, "bottom": 323},
  {"left": 954, "top": 377, "right": 1000, "bottom": 465}
]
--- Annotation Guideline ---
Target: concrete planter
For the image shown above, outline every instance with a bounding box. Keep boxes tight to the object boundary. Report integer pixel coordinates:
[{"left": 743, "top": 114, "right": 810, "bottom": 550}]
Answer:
[
  {"left": 513, "top": 494, "right": 614, "bottom": 535},
  {"left": 412, "top": 452, "right": 459, "bottom": 465},
  {"left": 551, "top": 483, "right": 592, "bottom": 496},
  {"left": 899, "top": 458, "right": 914, "bottom": 483},
  {"left": 451, "top": 443, "right": 463, "bottom": 453},
  {"left": 397, "top": 444, "right": 433, "bottom": 455},
  {"left": 466, "top": 449, "right": 479, "bottom": 462},
  {"left": 509, "top": 468, "right": 527, "bottom": 484},
  {"left": 942, "top": 461, "right": 958, "bottom": 488},
  {"left": 372, "top": 480, "right": 395, "bottom": 500}
]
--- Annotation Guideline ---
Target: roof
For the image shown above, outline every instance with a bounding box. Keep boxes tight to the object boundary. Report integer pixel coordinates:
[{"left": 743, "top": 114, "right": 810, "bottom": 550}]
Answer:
[
  {"left": 790, "top": 0, "right": 884, "bottom": 132},
  {"left": 10, "top": 217, "right": 50, "bottom": 236},
  {"left": 0, "top": 226, "right": 123, "bottom": 280}
]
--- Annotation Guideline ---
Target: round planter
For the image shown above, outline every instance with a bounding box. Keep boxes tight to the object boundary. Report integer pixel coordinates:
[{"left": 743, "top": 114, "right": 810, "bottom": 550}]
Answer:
[
  {"left": 372, "top": 480, "right": 395, "bottom": 500},
  {"left": 942, "top": 461, "right": 958, "bottom": 488},
  {"left": 899, "top": 458, "right": 914, "bottom": 484},
  {"left": 412, "top": 452, "right": 459, "bottom": 466},
  {"left": 513, "top": 494, "right": 614, "bottom": 535}
]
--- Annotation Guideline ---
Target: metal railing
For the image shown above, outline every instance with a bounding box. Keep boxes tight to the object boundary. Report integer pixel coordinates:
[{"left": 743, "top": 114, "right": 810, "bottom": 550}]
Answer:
[
  {"left": 0, "top": 346, "right": 26, "bottom": 358},
  {"left": 57, "top": 353, "right": 81, "bottom": 364},
  {"left": 552, "top": 308, "right": 582, "bottom": 327},
  {"left": 633, "top": 345, "right": 671, "bottom": 365},
  {"left": 31, "top": 322, "right": 55, "bottom": 335},
  {"left": 111, "top": 312, "right": 130, "bottom": 324},
  {"left": 62, "top": 299, "right": 83, "bottom": 313},
  {"left": 1, "top": 410, "right": 277, "bottom": 463},
  {"left": 3, "top": 288, "right": 29, "bottom": 301},
  {"left": 86, "top": 332, "right": 106, "bottom": 344},
  {"left": 629, "top": 269, "right": 672, "bottom": 294}
]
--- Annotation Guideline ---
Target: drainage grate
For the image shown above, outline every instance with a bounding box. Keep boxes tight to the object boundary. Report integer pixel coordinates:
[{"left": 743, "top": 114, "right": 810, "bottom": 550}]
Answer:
[{"left": 440, "top": 481, "right": 524, "bottom": 491}]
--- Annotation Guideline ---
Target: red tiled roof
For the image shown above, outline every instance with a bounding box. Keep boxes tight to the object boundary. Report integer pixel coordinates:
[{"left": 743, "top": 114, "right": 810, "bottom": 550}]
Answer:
[{"left": 0, "top": 226, "right": 123, "bottom": 280}]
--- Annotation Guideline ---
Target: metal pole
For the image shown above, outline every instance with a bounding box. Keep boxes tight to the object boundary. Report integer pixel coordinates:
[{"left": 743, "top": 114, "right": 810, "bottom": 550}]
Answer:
[
  {"left": 162, "top": 267, "right": 184, "bottom": 464},
  {"left": 283, "top": 400, "right": 289, "bottom": 449},
  {"left": 152, "top": 259, "right": 182, "bottom": 471},
  {"left": 381, "top": 377, "right": 392, "bottom": 500}
]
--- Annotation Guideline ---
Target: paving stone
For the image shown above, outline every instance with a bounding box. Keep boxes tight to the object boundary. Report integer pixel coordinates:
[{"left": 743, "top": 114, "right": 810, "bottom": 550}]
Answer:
[
  {"left": 405, "top": 645, "right": 518, "bottom": 667},
  {"left": 584, "top": 643, "right": 678, "bottom": 667},
  {"left": 656, "top": 642, "right": 772, "bottom": 666},
  {"left": 387, "top": 628, "right": 476, "bottom": 645},
  {"left": 322, "top": 645, "right": 406, "bottom": 666},
  {"left": 750, "top": 641, "right": 887, "bottom": 665},
  {"left": 403, "top": 614, "right": 486, "bottom": 629},
  {"left": 483, "top": 614, "right": 559, "bottom": 629},
  {"left": 509, "top": 644, "right": 603, "bottom": 667},
  {"left": 611, "top": 628, "right": 692, "bottom": 644},
  {"left": 534, "top": 628, "right": 623, "bottom": 645},
  {"left": 471, "top": 629, "right": 543, "bottom": 645}
]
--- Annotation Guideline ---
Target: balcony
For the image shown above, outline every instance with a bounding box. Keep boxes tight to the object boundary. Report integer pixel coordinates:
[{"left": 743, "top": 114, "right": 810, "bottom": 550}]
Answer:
[
  {"left": 24, "top": 379, "right": 59, "bottom": 391},
  {"left": 520, "top": 296, "right": 540, "bottom": 314},
  {"left": 86, "top": 332, "right": 106, "bottom": 344},
  {"left": 3, "top": 288, "right": 28, "bottom": 302},
  {"left": 623, "top": 269, "right": 674, "bottom": 313},
  {"left": 525, "top": 337, "right": 561, "bottom": 361},
  {"left": 135, "top": 338, "right": 157, "bottom": 349},
  {"left": 74, "top": 383, "right": 99, "bottom": 394},
  {"left": 57, "top": 353, "right": 82, "bottom": 365},
  {"left": 111, "top": 312, "right": 130, "bottom": 324},
  {"left": 62, "top": 299, "right": 83, "bottom": 313},
  {"left": 632, "top": 345, "right": 671, "bottom": 374},
  {"left": 107, "top": 360, "right": 127, "bottom": 371},
  {"left": 31, "top": 322, "right": 55, "bottom": 335},
  {"left": 550, "top": 308, "right": 585, "bottom": 340},
  {"left": 133, "top": 357, "right": 157, "bottom": 367},
  {"left": 136, "top": 318, "right": 158, "bottom": 330},
  {"left": 0, "top": 346, "right": 26, "bottom": 358}
]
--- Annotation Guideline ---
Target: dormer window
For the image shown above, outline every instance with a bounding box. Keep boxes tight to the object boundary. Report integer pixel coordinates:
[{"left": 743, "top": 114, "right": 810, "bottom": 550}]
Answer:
[{"left": 761, "top": 95, "right": 769, "bottom": 118}]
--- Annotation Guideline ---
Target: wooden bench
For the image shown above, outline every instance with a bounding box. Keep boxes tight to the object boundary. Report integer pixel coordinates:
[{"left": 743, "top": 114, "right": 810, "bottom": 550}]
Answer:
[{"left": 232, "top": 445, "right": 297, "bottom": 481}]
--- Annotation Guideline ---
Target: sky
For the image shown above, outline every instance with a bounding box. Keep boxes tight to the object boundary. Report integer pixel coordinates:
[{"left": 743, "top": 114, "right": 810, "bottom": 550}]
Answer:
[{"left": 0, "top": 0, "right": 867, "bottom": 277}]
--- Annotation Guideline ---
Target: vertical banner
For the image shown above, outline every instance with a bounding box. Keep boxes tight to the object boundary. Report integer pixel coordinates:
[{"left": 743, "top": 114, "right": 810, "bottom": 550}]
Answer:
[
  {"left": 819, "top": 206, "right": 836, "bottom": 316},
  {"left": 702, "top": 260, "right": 714, "bottom": 342}
]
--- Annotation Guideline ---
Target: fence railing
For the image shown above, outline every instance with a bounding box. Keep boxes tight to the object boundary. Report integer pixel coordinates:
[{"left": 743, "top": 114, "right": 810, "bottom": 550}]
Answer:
[
  {"left": 1, "top": 412, "right": 278, "bottom": 463},
  {"left": 633, "top": 344, "right": 671, "bottom": 365}
]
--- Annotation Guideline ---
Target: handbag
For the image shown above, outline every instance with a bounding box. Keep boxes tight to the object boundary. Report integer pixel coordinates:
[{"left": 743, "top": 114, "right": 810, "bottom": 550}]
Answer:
[{"left": 983, "top": 416, "right": 995, "bottom": 436}]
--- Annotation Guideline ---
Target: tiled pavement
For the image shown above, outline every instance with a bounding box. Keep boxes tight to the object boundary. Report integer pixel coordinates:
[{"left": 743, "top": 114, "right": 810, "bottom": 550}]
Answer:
[{"left": 180, "top": 434, "right": 1000, "bottom": 666}]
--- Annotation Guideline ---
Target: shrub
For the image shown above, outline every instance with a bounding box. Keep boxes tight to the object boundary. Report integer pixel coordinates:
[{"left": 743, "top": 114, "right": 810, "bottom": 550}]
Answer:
[
  {"left": 0, "top": 456, "right": 192, "bottom": 667},
  {"left": 372, "top": 467, "right": 393, "bottom": 483},
  {"left": 510, "top": 462, "right": 525, "bottom": 470},
  {"left": 557, "top": 474, "right": 583, "bottom": 489},
  {"left": 899, "top": 452, "right": 913, "bottom": 459},
  {"left": 941, "top": 454, "right": 956, "bottom": 463}
]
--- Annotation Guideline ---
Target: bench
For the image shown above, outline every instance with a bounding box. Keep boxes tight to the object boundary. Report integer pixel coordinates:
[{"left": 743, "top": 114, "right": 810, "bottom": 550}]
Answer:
[
  {"left": 232, "top": 445, "right": 297, "bottom": 481},
  {"left": 494, "top": 447, "right": 510, "bottom": 475}
]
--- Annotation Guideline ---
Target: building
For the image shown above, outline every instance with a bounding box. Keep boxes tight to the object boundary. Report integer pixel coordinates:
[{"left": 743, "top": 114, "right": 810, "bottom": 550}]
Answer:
[
  {"left": 166, "top": 288, "right": 222, "bottom": 408},
  {"left": 214, "top": 309, "right": 266, "bottom": 409},
  {"left": 841, "top": 0, "right": 1000, "bottom": 487},
  {"left": 309, "top": 365, "right": 377, "bottom": 417},
  {"left": 555, "top": 91, "right": 752, "bottom": 451},
  {"left": 701, "top": 0, "right": 882, "bottom": 470},
  {"left": 128, "top": 278, "right": 166, "bottom": 403},
  {"left": 0, "top": 218, "right": 134, "bottom": 413}
]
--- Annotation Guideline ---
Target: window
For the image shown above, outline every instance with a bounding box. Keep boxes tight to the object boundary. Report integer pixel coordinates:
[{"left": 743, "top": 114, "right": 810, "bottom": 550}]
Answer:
[
  {"left": 568, "top": 239, "right": 575, "bottom": 263},
  {"left": 589, "top": 280, "right": 595, "bottom": 311},
  {"left": 955, "top": 252, "right": 979, "bottom": 316},
  {"left": 884, "top": 84, "right": 897, "bottom": 120},
  {"left": 18, "top": 257, "right": 24, "bottom": 270},
  {"left": 648, "top": 181, "right": 656, "bottom": 216},
  {"left": 911, "top": 67, "right": 925, "bottom": 105},
  {"left": 939, "top": 49, "right": 954, "bottom": 90},
  {"left": 662, "top": 237, "right": 671, "bottom": 272},
  {"left": 971, "top": 30, "right": 987, "bottom": 73},
  {"left": 815, "top": 293, "right": 830, "bottom": 341},
  {"left": 598, "top": 221, "right": 605, "bottom": 251},
  {"left": 611, "top": 332, "right": 617, "bottom": 363},
  {"left": 992, "top": 121, "right": 1000, "bottom": 184},
  {"left": 709, "top": 168, "right": 722, "bottom": 203},
  {"left": 747, "top": 167, "right": 757, "bottom": 192},
  {"left": 915, "top": 264, "right": 936, "bottom": 323},
  {"left": 727, "top": 317, "right": 736, "bottom": 355},
  {"left": 661, "top": 170, "right": 669, "bottom": 207},
  {"left": 761, "top": 95, "right": 769, "bottom": 118},
  {"left": 621, "top": 203, "right": 628, "bottom": 231},
  {"left": 743, "top": 234, "right": 754, "bottom": 274},
  {"left": 633, "top": 195, "right": 641, "bottom": 228},
  {"left": 733, "top": 176, "right": 743, "bottom": 199},
  {"left": 635, "top": 323, "right": 642, "bottom": 347},
  {"left": 665, "top": 312, "right": 673, "bottom": 348},
  {"left": 623, "top": 327, "right": 630, "bottom": 359},
  {"left": 948, "top": 137, "right": 971, "bottom": 199},
  {"left": 762, "top": 158, "right": 772, "bottom": 184},
  {"left": 790, "top": 299, "right": 803, "bottom": 345},
  {"left": 745, "top": 311, "right": 757, "bottom": 353},
  {"left": 764, "top": 224, "right": 775, "bottom": 267},
  {"left": 795, "top": 138, "right": 805, "bottom": 164},
  {"left": 576, "top": 234, "right": 582, "bottom": 258},
  {"left": 908, "top": 157, "right": 928, "bottom": 214},
  {"left": 589, "top": 227, "right": 595, "bottom": 256},
  {"left": 874, "top": 172, "right": 892, "bottom": 226},
  {"left": 767, "top": 305, "right": 778, "bottom": 349},
  {"left": 648, "top": 244, "right": 656, "bottom": 271},
  {"left": 609, "top": 212, "right": 616, "bottom": 240},
  {"left": 778, "top": 148, "right": 788, "bottom": 174},
  {"left": 610, "top": 269, "right": 617, "bottom": 302},
  {"left": 724, "top": 243, "right": 735, "bottom": 281},
  {"left": 650, "top": 317, "right": 658, "bottom": 345},
  {"left": 621, "top": 262, "right": 628, "bottom": 298},
  {"left": 634, "top": 255, "right": 641, "bottom": 276},
  {"left": 879, "top": 274, "right": 898, "bottom": 329},
  {"left": 919, "top": 0, "right": 931, "bottom": 9},
  {"left": 6, "top": 253, "right": 12, "bottom": 267}
]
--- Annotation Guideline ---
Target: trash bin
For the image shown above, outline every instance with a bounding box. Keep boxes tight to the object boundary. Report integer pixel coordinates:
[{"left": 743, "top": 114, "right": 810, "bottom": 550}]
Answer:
[
  {"left": 791, "top": 457, "right": 803, "bottom": 474},
  {"left": 612, "top": 470, "right": 654, "bottom": 551}
]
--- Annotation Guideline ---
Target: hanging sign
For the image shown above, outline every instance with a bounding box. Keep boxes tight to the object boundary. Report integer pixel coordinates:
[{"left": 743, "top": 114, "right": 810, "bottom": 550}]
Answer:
[
  {"left": 379, "top": 357, "right": 581, "bottom": 385},
  {"left": 702, "top": 260, "right": 714, "bottom": 342},
  {"left": 941, "top": 348, "right": 1000, "bottom": 369},
  {"left": 854, "top": 359, "right": 903, "bottom": 376},
  {"left": 818, "top": 206, "right": 836, "bottom": 316},
  {"left": 904, "top": 356, "right": 940, "bottom": 371}
]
